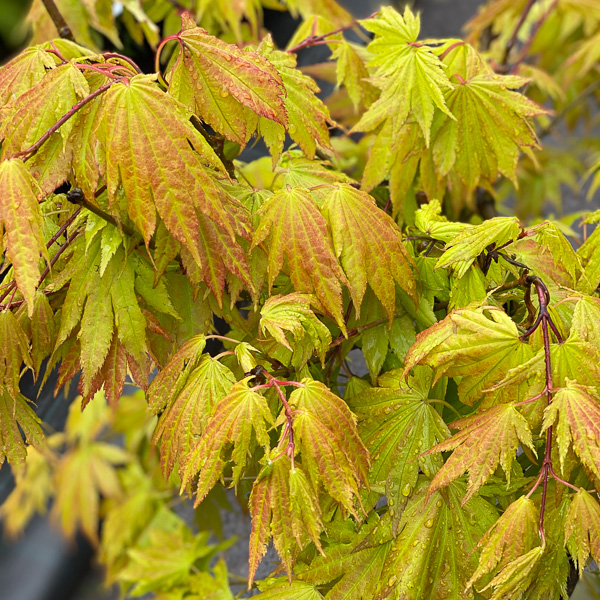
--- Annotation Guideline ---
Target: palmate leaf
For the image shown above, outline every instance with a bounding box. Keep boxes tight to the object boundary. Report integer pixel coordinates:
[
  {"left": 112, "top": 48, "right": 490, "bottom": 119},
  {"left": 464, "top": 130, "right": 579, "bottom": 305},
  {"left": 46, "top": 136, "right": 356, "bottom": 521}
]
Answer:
[
  {"left": 98, "top": 75, "right": 246, "bottom": 269},
  {"left": 0, "top": 160, "right": 48, "bottom": 315},
  {"left": 249, "top": 454, "right": 324, "bottom": 587},
  {"left": 564, "top": 489, "right": 600, "bottom": 574},
  {"left": 152, "top": 355, "right": 236, "bottom": 479},
  {"left": 404, "top": 307, "right": 534, "bottom": 406},
  {"left": 297, "top": 514, "right": 393, "bottom": 600},
  {"left": 436, "top": 217, "right": 521, "bottom": 278},
  {"left": 258, "top": 37, "right": 332, "bottom": 161},
  {"left": 53, "top": 439, "right": 129, "bottom": 543},
  {"left": 169, "top": 17, "right": 287, "bottom": 145},
  {"left": 467, "top": 496, "right": 540, "bottom": 588},
  {"left": 541, "top": 380, "right": 600, "bottom": 480},
  {"left": 289, "top": 380, "right": 370, "bottom": 517},
  {"left": 431, "top": 45, "right": 549, "bottom": 193},
  {"left": 424, "top": 403, "right": 535, "bottom": 503},
  {"left": 181, "top": 378, "right": 274, "bottom": 505},
  {"left": 375, "top": 478, "right": 497, "bottom": 600},
  {"left": 332, "top": 42, "right": 377, "bottom": 111},
  {"left": 260, "top": 293, "right": 331, "bottom": 369},
  {"left": 354, "top": 7, "right": 454, "bottom": 146},
  {"left": 253, "top": 187, "right": 348, "bottom": 328},
  {"left": 0, "top": 387, "right": 45, "bottom": 468},
  {"left": 0, "top": 45, "right": 56, "bottom": 105},
  {"left": 348, "top": 368, "right": 450, "bottom": 533},
  {"left": 322, "top": 184, "right": 417, "bottom": 322}
]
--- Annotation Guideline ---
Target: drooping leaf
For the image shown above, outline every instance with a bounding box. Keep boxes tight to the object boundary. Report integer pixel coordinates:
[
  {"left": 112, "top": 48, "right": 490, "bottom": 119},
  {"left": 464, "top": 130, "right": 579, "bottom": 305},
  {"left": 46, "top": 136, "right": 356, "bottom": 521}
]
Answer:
[
  {"left": 322, "top": 184, "right": 417, "bottom": 322},
  {"left": 98, "top": 74, "right": 240, "bottom": 262},
  {"left": 152, "top": 355, "right": 236, "bottom": 479},
  {"left": 249, "top": 455, "right": 324, "bottom": 587},
  {"left": 169, "top": 19, "right": 287, "bottom": 144},
  {"left": 289, "top": 379, "right": 370, "bottom": 517},
  {"left": 0, "top": 159, "right": 49, "bottom": 315},
  {"left": 181, "top": 378, "right": 274, "bottom": 505},
  {"left": 425, "top": 403, "right": 535, "bottom": 503},
  {"left": 253, "top": 186, "right": 348, "bottom": 328},
  {"left": 258, "top": 37, "right": 332, "bottom": 161},
  {"left": 564, "top": 488, "right": 600, "bottom": 574},
  {"left": 468, "top": 496, "right": 540, "bottom": 588},
  {"left": 0, "top": 387, "right": 45, "bottom": 468},
  {"left": 332, "top": 41, "right": 377, "bottom": 111},
  {"left": 541, "top": 380, "right": 600, "bottom": 480}
]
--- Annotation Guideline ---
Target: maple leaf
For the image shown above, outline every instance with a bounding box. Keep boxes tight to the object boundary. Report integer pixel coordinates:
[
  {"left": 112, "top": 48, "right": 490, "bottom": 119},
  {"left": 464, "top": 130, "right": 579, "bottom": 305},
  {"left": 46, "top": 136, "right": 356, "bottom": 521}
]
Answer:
[
  {"left": 289, "top": 379, "right": 370, "bottom": 517},
  {"left": 0, "top": 160, "right": 49, "bottom": 315},
  {"left": 375, "top": 478, "right": 497, "bottom": 600},
  {"left": 169, "top": 20, "right": 287, "bottom": 145},
  {"left": 53, "top": 439, "right": 129, "bottom": 542},
  {"left": 258, "top": 37, "right": 332, "bottom": 161},
  {"left": 541, "top": 380, "right": 600, "bottom": 480},
  {"left": 404, "top": 307, "right": 534, "bottom": 406},
  {"left": 152, "top": 355, "right": 236, "bottom": 479},
  {"left": 0, "top": 45, "right": 56, "bottom": 106},
  {"left": 259, "top": 293, "right": 331, "bottom": 369},
  {"left": 436, "top": 217, "right": 521, "bottom": 278},
  {"left": 414, "top": 199, "right": 470, "bottom": 243},
  {"left": 0, "top": 308, "right": 33, "bottom": 394},
  {"left": 332, "top": 42, "right": 377, "bottom": 111},
  {"left": 98, "top": 74, "right": 243, "bottom": 263},
  {"left": 0, "top": 387, "right": 45, "bottom": 468},
  {"left": 468, "top": 496, "right": 540, "bottom": 588},
  {"left": 248, "top": 454, "right": 324, "bottom": 587},
  {"left": 255, "top": 580, "right": 324, "bottom": 600},
  {"left": 431, "top": 45, "right": 549, "bottom": 193},
  {"left": 181, "top": 378, "right": 274, "bottom": 505},
  {"left": 348, "top": 367, "right": 450, "bottom": 533},
  {"left": 297, "top": 514, "right": 393, "bottom": 600},
  {"left": 117, "top": 525, "right": 222, "bottom": 596},
  {"left": 354, "top": 7, "right": 454, "bottom": 147},
  {"left": 564, "top": 488, "right": 600, "bottom": 574},
  {"left": 253, "top": 186, "right": 348, "bottom": 328},
  {"left": 424, "top": 403, "right": 535, "bottom": 503},
  {"left": 322, "top": 184, "right": 418, "bottom": 322}
]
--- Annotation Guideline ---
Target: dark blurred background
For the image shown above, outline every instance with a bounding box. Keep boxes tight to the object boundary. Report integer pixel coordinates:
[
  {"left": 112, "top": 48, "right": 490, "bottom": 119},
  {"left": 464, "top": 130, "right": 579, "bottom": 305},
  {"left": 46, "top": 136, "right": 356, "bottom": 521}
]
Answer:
[{"left": 0, "top": 1, "right": 597, "bottom": 599}]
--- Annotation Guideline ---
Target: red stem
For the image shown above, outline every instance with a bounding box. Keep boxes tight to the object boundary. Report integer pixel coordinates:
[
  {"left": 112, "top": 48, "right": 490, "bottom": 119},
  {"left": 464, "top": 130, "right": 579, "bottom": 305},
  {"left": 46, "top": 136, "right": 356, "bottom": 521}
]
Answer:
[
  {"left": 12, "top": 81, "right": 117, "bottom": 161},
  {"left": 102, "top": 53, "right": 143, "bottom": 74},
  {"left": 271, "top": 379, "right": 296, "bottom": 469},
  {"left": 501, "top": 0, "right": 537, "bottom": 66}
]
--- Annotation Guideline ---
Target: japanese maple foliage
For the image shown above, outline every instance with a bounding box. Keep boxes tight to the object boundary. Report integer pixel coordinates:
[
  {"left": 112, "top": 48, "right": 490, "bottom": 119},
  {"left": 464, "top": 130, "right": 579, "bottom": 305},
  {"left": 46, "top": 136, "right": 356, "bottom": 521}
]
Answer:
[{"left": 1, "top": 0, "right": 600, "bottom": 598}]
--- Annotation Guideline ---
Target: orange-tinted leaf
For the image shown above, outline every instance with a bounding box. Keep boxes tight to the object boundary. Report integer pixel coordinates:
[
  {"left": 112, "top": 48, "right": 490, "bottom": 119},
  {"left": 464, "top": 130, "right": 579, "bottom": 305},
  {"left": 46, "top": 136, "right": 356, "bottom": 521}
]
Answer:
[
  {"left": 425, "top": 403, "right": 534, "bottom": 503},
  {"left": 564, "top": 489, "right": 600, "bottom": 574}
]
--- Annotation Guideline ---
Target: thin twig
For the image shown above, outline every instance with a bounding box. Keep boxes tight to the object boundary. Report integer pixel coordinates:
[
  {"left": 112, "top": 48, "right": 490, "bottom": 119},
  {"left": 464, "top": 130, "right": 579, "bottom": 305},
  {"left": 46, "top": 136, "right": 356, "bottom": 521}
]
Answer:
[
  {"left": 501, "top": 0, "right": 537, "bottom": 66},
  {"left": 41, "top": 0, "right": 75, "bottom": 42}
]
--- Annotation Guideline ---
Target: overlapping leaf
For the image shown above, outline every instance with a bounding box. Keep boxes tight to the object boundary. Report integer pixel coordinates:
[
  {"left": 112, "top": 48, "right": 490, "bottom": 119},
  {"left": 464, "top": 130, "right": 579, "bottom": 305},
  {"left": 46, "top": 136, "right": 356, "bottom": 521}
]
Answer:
[
  {"left": 152, "top": 355, "right": 236, "bottom": 479},
  {"left": 258, "top": 37, "right": 332, "bottom": 161},
  {"left": 181, "top": 378, "right": 274, "bottom": 505},
  {"left": 564, "top": 489, "right": 600, "bottom": 574},
  {"left": 468, "top": 496, "right": 540, "bottom": 588},
  {"left": 322, "top": 184, "right": 417, "bottom": 322},
  {"left": 354, "top": 6, "right": 454, "bottom": 145},
  {"left": 253, "top": 186, "right": 348, "bottom": 327},
  {"left": 404, "top": 307, "right": 534, "bottom": 406},
  {"left": 289, "top": 379, "right": 370, "bottom": 517},
  {"left": 260, "top": 293, "right": 331, "bottom": 369},
  {"left": 348, "top": 368, "right": 450, "bottom": 532},
  {"left": 98, "top": 75, "right": 246, "bottom": 270},
  {"left": 541, "top": 380, "right": 600, "bottom": 480},
  {"left": 249, "top": 454, "right": 324, "bottom": 586},
  {"left": 424, "top": 403, "right": 535, "bottom": 503},
  {"left": 375, "top": 478, "right": 497, "bottom": 600},
  {"left": 0, "top": 160, "right": 48, "bottom": 315},
  {"left": 169, "top": 19, "right": 287, "bottom": 145}
]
